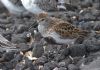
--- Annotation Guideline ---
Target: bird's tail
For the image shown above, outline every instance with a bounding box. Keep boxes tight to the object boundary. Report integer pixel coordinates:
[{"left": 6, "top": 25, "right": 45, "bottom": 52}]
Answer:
[
  {"left": 78, "top": 30, "right": 100, "bottom": 40},
  {"left": 75, "top": 30, "right": 96, "bottom": 44}
]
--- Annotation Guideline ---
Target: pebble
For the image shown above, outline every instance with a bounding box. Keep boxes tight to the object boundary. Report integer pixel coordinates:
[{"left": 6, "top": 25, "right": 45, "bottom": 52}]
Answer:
[
  {"left": 53, "top": 67, "right": 67, "bottom": 70},
  {"left": 43, "top": 61, "right": 58, "bottom": 70},
  {"left": 11, "top": 32, "right": 31, "bottom": 44},
  {"left": 81, "top": 57, "right": 100, "bottom": 70},
  {"left": 0, "top": 51, "right": 15, "bottom": 62},
  {"left": 67, "top": 44, "right": 86, "bottom": 57},
  {"left": 68, "top": 64, "right": 79, "bottom": 70},
  {"left": 16, "top": 43, "right": 31, "bottom": 52},
  {"left": 32, "top": 42, "right": 44, "bottom": 58},
  {"left": 35, "top": 56, "right": 48, "bottom": 65}
]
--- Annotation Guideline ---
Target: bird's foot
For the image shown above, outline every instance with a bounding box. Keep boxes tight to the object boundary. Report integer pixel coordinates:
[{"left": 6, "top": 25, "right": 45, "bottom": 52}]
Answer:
[{"left": 69, "top": 55, "right": 74, "bottom": 63}]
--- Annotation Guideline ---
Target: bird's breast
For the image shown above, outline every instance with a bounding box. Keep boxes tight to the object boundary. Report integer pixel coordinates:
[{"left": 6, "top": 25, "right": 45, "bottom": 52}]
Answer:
[{"left": 38, "top": 25, "right": 47, "bottom": 37}]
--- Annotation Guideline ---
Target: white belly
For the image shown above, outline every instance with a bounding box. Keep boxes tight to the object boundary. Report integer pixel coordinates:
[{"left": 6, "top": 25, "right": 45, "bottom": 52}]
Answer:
[
  {"left": 38, "top": 24, "right": 47, "bottom": 37},
  {"left": 48, "top": 32, "right": 75, "bottom": 44}
]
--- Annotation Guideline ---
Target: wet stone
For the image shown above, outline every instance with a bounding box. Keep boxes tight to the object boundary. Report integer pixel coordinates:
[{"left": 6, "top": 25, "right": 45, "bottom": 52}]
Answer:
[
  {"left": 16, "top": 43, "right": 30, "bottom": 52},
  {"left": 41, "top": 66, "right": 51, "bottom": 70},
  {"left": 35, "top": 56, "right": 48, "bottom": 65},
  {"left": 68, "top": 64, "right": 79, "bottom": 70},
  {"left": 15, "top": 63, "right": 25, "bottom": 70},
  {"left": 32, "top": 42, "right": 44, "bottom": 58},
  {"left": 0, "top": 51, "right": 15, "bottom": 62},
  {"left": 53, "top": 67, "right": 67, "bottom": 70},
  {"left": 11, "top": 32, "right": 31, "bottom": 44},
  {"left": 44, "top": 61, "right": 58, "bottom": 70},
  {"left": 68, "top": 44, "right": 86, "bottom": 57},
  {"left": 58, "top": 61, "right": 66, "bottom": 67}
]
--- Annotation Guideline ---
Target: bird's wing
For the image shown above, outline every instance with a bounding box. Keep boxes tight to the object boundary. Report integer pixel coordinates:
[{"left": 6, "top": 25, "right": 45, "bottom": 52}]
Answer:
[{"left": 50, "top": 18, "right": 89, "bottom": 39}]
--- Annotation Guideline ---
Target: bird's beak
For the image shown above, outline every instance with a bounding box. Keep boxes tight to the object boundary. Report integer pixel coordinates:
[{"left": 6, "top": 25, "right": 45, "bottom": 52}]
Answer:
[{"left": 36, "top": 20, "right": 40, "bottom": 23}]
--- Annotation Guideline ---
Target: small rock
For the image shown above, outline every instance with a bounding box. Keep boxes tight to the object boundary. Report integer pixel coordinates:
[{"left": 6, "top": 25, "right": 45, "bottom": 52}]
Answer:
[
  {"left": 53, "top": 67, "right": 59, "bottom": 70},
  {"left": 24, "top": 57, "right": 36, "bottom": 70},
  {"left": 53, "top": 67, "right": 67, "bottom": 70},
  {"left": 80, "top": 1, "right": 92, "bottom": 8},
  {"left": 81, "top": 13, "right": 95, "bottom": 21},
  {"left": 32, "top": 42, "right": 44, "bottom": 58},
  {"left": 78, "top": 21, "right": 95, "bottom": 31},
  {"left": 55, "top": 47, "right": 69, "bottom": 61},
  {"left": 44, "top": 61, "right": 58, "bottom": 70},
  {"left": 13, "top": 54, "right": 23, "bottom": 62},
  {"left": 36, "top": 0, "right": 58, "bottom": 11},
  {"left": 58, "top": 61, "right": 66, "bottom": 67},
  {"left": 16, "top": 43, "right": 30, "bottom": 52},
  {"left": 83, "top": 37, "right": 100, "bottom": 52},
  {"left": 93, "top": 21, "right": 100, "bottom": 31},
  {"left": 58, "top": 59, "right": 73, "bottom": 67},
  {"left": 68, "top": 44, "right": 86, "bottom": 57},
  {"left": 11, "top": 32, "right": 31, "bottom": 44},
  {"left": 0, "top": 51, "right": 15, "bottom": 62},
  {"left": 41, "top": 66, "right": 50, "bottom": 70},
  {"left": 59, "top": 67, "right": 67, "bottom": 70},
  {"left": 2, "top": 31, "right": 12, "bottom": 41},
  {"left": 35, "top": 56, "right": 48, "bottom": 65},
  {"left": 0, "top": 13, "right": 8, "bottom": 18},
  {"left": 68, "top": 64, "right": 79, "bottom": 70},
  {"left": 15, "top": 63, "right": 25, "bottom": 70},
  {"left": 73, "top": 57, "right": 83, "bottom": 65},
  {"left": 4, "top": 53, "right": 23, "bottom": 69},
  {"left": 81, "top": 57, "right": 100, "bottom": 70},
  {"left": 55, "top": 53, "right": 66, "bottom": 62},
  {"left": 15, "top": 24, "right": 29, "bottom": 34}
]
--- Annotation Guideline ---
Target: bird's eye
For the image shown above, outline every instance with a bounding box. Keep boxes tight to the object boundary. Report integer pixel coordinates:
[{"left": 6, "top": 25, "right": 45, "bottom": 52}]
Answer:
[
  {"left": 41, "top": 18, "right": 45, "bottom": 21},
  {"left": 37, "top": 18, "right": 45, "bottom": 23}
]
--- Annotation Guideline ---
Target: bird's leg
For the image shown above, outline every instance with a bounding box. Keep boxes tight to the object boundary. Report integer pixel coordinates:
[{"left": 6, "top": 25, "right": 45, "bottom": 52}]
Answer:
[
  {"left": 67, "top": 44, "right": 70, "bottom": 48},
  {"left": 67, "top": 43, "right": 74, "bottom": 63},
  {"left": 67, "top": 41, "right": 74, "bottom": 48},
  {"left": 80, "top": 55, "right": 86, "bottom": 67},
  {"left": 69, "top": 55, "right": 74, "bottom": 63},
  {"left": 67, "top": 44, "right": 74, "bottom": 63}
]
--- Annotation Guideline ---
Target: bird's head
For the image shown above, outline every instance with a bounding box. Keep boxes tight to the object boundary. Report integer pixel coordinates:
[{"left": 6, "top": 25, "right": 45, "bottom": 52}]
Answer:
[{"left": 36, "top": 12, "right": 48, "bottom": 23}]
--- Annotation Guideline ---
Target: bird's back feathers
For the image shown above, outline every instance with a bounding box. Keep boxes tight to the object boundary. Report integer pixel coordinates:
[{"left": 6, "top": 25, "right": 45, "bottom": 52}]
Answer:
[
  {"left": 42, "top": 17, "right": 90, "bottom": 39},
  {"left": 37, "top": 13, "right": 94, "bottom": 44}
]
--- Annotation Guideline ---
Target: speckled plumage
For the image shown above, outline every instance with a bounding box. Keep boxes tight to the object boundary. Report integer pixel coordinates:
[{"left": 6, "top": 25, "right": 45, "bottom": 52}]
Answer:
[{"left": 38, "top": 14, "right": 89, "bottom": 44}]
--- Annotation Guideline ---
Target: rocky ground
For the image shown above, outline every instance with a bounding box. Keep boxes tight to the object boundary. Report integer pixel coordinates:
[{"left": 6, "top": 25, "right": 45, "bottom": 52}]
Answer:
[{"left": 0, "top": 0, "right": 100, "bottom": 70}]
